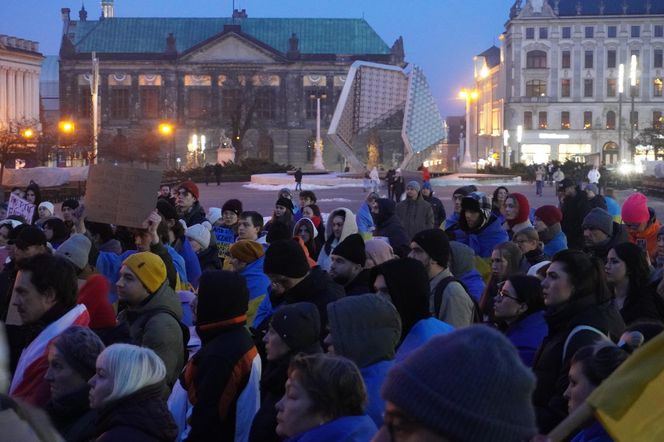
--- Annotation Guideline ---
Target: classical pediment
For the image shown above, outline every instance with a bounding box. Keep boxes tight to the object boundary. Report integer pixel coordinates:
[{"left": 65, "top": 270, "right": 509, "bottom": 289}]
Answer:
[{"left": 181, "top": 33, "right": 282, "bottom": 64}]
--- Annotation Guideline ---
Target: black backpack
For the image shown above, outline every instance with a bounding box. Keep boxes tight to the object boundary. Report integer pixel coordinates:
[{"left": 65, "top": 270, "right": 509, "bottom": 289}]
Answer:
[{"left": 433, "top": 276, "right": 483, "bottom": 324}]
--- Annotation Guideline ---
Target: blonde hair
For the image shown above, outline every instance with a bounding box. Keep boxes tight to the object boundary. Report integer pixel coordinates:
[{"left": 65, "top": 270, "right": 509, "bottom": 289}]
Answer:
[{"left": 96, "top": 344, "right": 166, "bottom": 404}]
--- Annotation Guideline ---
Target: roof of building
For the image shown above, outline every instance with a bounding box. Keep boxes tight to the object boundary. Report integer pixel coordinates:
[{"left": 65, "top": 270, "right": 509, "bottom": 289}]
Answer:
[
  {"left": 68, "top": 17, "right": 391, "bottom": 55},
  {"left": 548, "top": 0, "right": 664, "bottom": 16},
  {"left": 478, "top": 46, "right": 500, "bottom": 69}
]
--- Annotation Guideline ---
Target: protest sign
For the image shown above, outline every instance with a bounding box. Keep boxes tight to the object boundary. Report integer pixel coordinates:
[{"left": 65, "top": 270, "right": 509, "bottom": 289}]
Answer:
[
  {"left": 7, "top": 193, "right": 35, "bottom": 222},
  {"left": 84, "top": 164, "right": 162, "bottom": 228}
]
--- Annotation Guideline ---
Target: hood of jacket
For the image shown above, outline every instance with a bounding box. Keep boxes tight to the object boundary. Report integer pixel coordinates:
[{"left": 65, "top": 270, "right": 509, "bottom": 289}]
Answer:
[
  {"left": 449, "top": 241, "right": 476, "bottom": 275},
  {"left": 327, "top": 294, "right": 401, "bottom": 368},
  {"left": 372, "top": 198, "right": 396, "bottom": 227},
  {"left": 325, "top": 207, "right": 358, "bottom": 242},
  {"left": 122, "top": 281, "right": 183, "bottom": 322}
]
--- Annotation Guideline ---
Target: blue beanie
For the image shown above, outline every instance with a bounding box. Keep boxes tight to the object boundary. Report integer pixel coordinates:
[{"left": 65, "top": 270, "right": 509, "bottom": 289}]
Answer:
[
  {"left": 422, "top": 181, "right": 432, "bottom": 191},
  {"left": 381, "top": 326, "right": 537, "bottom": 442}
]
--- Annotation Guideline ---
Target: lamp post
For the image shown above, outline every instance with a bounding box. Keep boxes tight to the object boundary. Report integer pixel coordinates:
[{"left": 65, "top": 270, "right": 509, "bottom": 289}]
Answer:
[
  {"left": 459, "top": 88, "right": 479, "bottom": 171},
  {"left": 629, "top": 54, "right": 638, "bottom": 162},
  {"left": 516, "top": 124, "right": 523, "bottom": 166},
  {"left": 158, "top": 122, "right": 175, "bottom": 169},
  {"left": 310, "top": 88, "right": 327, "bottom": 170},
  {"left": 618, "top": 63, "right": 624, "bottom": 162}
]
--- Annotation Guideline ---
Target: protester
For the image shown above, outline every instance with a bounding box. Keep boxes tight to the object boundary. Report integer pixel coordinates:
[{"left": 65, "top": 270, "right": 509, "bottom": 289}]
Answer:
[
  {"left": 182, "top": 271, "right": 260, "bottom": 442},
  {"left": 363, "top": 239, "right": 396, "bottom": 269},
  {"left": 480, "top": 242, "right": 523, "bottom": 321},
  {"left": 298, "top": 191, "right": 317, "bottom": 214},
  {"left": 158, "top": 184, "right": 174, "bottom": 206},
  {"left": 237, "top": 211, "right": 264, "bottom": 242},
  {"left": 584, "top": 183, "right": 607, "bottom": 210},
  {"left": 45, "top": 326, "right": 105, "bottom": 442},
  {"left": 421, "top": 182, "right": 446, "bottom": 228},
  {"left": 493, "top": 274, "right": 547, "bottom": 367},
  {"left": 587, "top": 164, "right": 601, "bottom": 184},
  {"left": 25, "top": 183, "right": 42, "bottom": 224},
  {"left": 274, "top": 353, "right": 377, "bottom": 441},
  {"left": 329, "top": 234, "right": 371, "bottom": 295},
  {"left": 326, "top": 294, "right": 401, "bottom": 427},
  {"left": 603, "top": 187, "right": 622, "bottom": 222},
  {"left": 370, "top": 257, "right": 454, "bottom": 362},
  {"left": 491, "top": 186, "right": 509, "bottom": 224},
  {"left": 294, "top": 167, "right": 303, "bottom": 191},
  {"left": 503, "top": 193, "right": 532, "bottom": 239},
  {"left": 513, "top": 227, "right": 548, "bottom": 272},
  {"left": 115, "top": 252, "right": 185, "bottom": 392},
  {"left": 264, "top": 198, "right": 295, "bottom": 236},
  {"left": 564, "top": 344, "right": 629, "bottom": 442},
  {"left": 410, "top": 229, "right": 476, "bottom": 327},
  {"left": 369, "top": 166, "right": 380, "bottom": 193},
  {"left": 88, "top": 344, "right": 178, "bottom": 441},
  {"left": 395, "top": 180, "right": 434, "bottom": 239},
  {"left": 60, "top": 199, "right": 80, "bottom": 232},
  {"left": 375, "top": 326, "right": 538, "bottom": 442},
  {"left": 533, "top": 250, "right": 625, "bottom": 432},
  {"left": 370, "top": 198, "right": 410, "bottom": 258},
  {"left": 42, "top": 217, "right": 69, "bottom": 249},
  {"left": 458, "top": 191, "right": 509, "bottom": 258},
  {"left": 228, "top": 240, "right": 271, "bottom": 324},
  {"left": 249, "top": 302, "right": 322, "bottom": 442},
  {"left": 443, "top": 185, "right": 476, "bottom": 241},
  {"left": 605, "top": 242, "right": 664, "bottom": 325},
  {"left": 535, "top": 165, "right": 545, "bottom": 197},
  {"left": 448, "top": 240, "right": 486, "bottom": 302},
  {"left": 582, "top": 208, "right": 628, "bottom": 262},
  {"left": 293, "top": 217, "right": 319, "bottom": 260},
  {"left": 559, "top": 178, "right": 592, "bottom": 250},
  {"left": 9, "top": 254, "right": 89, "bottom": 407},
  {"left": 301, "top": 204, "right": 325, "bottom": 247},
  {"left": 317, "top": 208, "right": 358, "bottom": 272},
  {"left": 356, "top": 192, "right": 378, "bottom": 240},
  {"left": 531, "top": 206, "right": 565, "bottom": 257},
  {"left": 392, "top": 168, "right": 405, "bottom": 202},
  {"left": 277, "top": 188, "right": 299, "bottom": 216},
  {"left": 185, "top": 223, "right": 220, "bottom": 271},
  {"left": 35, "top": 201, "right": 55, "bottom": 227},
  {"left": 176, "top": 181, "right": 206, "bottom": 227},
  {"left": 621, "top": 192, "right": 662, "bottom": 259},
  {"left": 210, "top": 198, "right": 242, "bottom": 263}
]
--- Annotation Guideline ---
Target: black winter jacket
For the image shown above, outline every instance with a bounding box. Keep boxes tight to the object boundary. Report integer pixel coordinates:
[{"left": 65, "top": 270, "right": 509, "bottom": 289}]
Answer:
[
  {"left": 373, "top": 199, "right": 410, "bottom": 258},
  {"left": 561, "top": 190, "right": 592, "bottom": 250},
  {"left": 46, "top": 387, "right": 96, "bottom": 442}
]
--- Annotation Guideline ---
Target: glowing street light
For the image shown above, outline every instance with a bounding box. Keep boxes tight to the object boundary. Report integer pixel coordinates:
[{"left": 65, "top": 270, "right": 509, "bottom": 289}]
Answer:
[
  {"left": 21, "top": 128, "right": 34, "bottom": 139},
  {"left": 158, "top": 122, "right": 174, "bottom": 136},
  {"left": 59, "top": 120, "right": 75, "bottom": 134}
]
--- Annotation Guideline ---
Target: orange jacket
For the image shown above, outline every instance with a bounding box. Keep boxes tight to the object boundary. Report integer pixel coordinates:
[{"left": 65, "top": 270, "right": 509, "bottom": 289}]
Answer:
[{"left": 627, "top": 219, "right": 661, "bottom": 260}]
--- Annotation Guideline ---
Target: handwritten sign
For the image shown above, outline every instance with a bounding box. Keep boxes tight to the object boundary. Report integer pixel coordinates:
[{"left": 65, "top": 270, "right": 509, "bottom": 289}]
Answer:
[
  {"left": 84, "top": 164, "right": 163, "bottom": 228},
  {"left": 7, "top": 193, "right": 35, "bottom": 222}
]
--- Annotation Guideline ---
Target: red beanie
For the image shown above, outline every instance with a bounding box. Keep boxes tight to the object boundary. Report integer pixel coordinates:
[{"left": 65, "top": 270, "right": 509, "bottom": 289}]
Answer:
[
  {"left": 621, "top": 192, "right": 650, "bottom": 224},
  {"left": 77, "top": 275, "right": 116, "bottom": 329},
  {"left": 534, "top": 205, "right": 562, "bottom": 226},
  {"left": 507, "top": 193, "right": 530, "bottom": 227},
  {"left": 178, "top": 180, "right": 200, "bottom": 200}
]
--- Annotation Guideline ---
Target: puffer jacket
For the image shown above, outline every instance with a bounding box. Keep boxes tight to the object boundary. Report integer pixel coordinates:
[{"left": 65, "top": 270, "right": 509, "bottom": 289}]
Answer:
[
  {"left": 458, "top": 213, "right": 509, "bottom": 258},
  {"left": 317, "top": 208, "right": 358, "bottom": 271},
  {"left": 395, "top": 317, "right": 454, "bottom": 363},
  {"left": 449, "top": 241, "right": 486, "bottom": 302},
  {"left": 626, "top": 209, "right": 661, "bottom": 260},
  {"left": 284, "top": 415, "right": 377, "bottom": 442},
  {"left": 395, "top": 192, "right": 434, "bottom": 239}
]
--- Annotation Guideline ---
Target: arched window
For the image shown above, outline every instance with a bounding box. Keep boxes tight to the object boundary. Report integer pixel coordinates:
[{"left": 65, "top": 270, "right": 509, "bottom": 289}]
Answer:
[
  {"left": 526, "top": 50, "right": 547, "bottom": 68},
  {"left": 606, "top": 111, "right": 616, "bottom": 129},
  {"left": 526, "top": 80, "right": 547, "bottom": 97}
]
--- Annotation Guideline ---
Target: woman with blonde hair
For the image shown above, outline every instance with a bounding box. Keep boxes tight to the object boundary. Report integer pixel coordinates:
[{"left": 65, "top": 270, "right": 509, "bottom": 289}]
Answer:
[{"left": 88, "top": 344, "right": 177, "bottom": 441}]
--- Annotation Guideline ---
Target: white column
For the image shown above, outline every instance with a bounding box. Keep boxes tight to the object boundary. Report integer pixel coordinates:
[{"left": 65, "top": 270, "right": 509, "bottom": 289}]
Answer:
[
  {"left": 0, "top": 68, "right": 7, "bottom": 128},
  {"left": 7, "top": 69, "right": 16, "bottom": 122},
  {"left": 16, "top": 70, "right": 24, "bottom": 120},
  {"left": 33, "top": 71, "right": 40, "bottom": 122},
  {"left": 24, "top": 71, "right": 32, "bottom": 121}
]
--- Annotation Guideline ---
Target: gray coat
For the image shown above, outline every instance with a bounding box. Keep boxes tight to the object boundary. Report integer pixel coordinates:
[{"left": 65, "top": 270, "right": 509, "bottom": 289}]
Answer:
[{"left": 395, "top": 193, "right": 434, "bottom": 240}]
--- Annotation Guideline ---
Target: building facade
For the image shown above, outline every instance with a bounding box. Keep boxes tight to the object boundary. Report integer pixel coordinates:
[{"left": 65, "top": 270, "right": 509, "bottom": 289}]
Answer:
[
  {"left": 503, "top": 0, "right": 664, "bottom": 166},
  {"left": 58, "top": 4, "right": 404, "bottom": 168},
  {"left": 0, "top": 35, "right": 43, "bottom": 131}
]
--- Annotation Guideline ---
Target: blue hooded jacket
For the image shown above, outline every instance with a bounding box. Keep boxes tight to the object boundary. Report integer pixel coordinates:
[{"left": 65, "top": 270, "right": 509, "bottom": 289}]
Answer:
[
  {"left": 360, "top": 360, "right": 394, "bottom": 427},
  {"left": 284, "top": 415, "right": 377, "bottom": 442},
  {"left": 505, "top": 310, "right": 548, "bottom": 367},
  {"left": 459, "top": 214, "right": 509, "bottom": 258},
  {"left": 239, "top": 254, "right": 271, "bottom": 323},
  {"left": 443, "top": 212, "right": 467, "bottom": 243},
  {"left": 356, "top": 202, "right": 374, "bottom": 237},
  {"left": 396, "top": 317, "right": 454, "bottom": 363},
  {"left": 543, "top": 230, "right": 568, "bottom": 257}
]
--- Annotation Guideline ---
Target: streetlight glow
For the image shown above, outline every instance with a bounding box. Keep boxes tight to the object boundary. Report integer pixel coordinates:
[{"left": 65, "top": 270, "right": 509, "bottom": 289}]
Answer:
[
  {"left": 59, "top": 120, "right": 75, "bottom": 133},
  {"left": 516, "top": 125, "right": 523, "bottom": 143},
  {"left": 618, "top": 64, "right": 625, "bottom": 94},
  {"left": 630, "top": 54, "right": 637, "bottom": 87},
  {"left": 158, "top": 122, "right": 173, "bottom": 136},
  {"left": 21, "top": 128, "right": 34, "bottom": 139}
]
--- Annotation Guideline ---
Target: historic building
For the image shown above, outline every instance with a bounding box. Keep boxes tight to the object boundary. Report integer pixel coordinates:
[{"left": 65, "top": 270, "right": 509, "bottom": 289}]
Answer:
[
  {"left": 501, "top": 0, "right": 664, "bottom": 166},
  {"left": 58, "top": 3, "right": 405, "bottom": 168},
  {"left": 0, "top": 35, "right": 43, "bottom": 131}
]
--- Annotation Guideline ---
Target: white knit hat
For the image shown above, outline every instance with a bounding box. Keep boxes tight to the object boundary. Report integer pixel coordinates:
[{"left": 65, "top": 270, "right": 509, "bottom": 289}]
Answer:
[
  {"left": 185, "top": 223, "right": 211, "bottom": 249},
  {"left": 207, "top": 207, "right": 222, "bottom": 226},
  {"left": 38, "top": 201, "right": 55, "bottom": 215}
]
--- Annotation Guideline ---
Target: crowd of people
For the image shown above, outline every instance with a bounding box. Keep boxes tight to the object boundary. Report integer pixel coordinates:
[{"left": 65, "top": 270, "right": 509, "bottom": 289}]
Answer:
[{"left": 0, "top": 174, "right": 662, "bottom": 442}]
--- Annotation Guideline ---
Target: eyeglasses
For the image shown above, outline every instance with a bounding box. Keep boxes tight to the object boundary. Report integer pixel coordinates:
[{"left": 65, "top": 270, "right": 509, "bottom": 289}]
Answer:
[{"left": 497, "top": 289, "right": 521, "bottom": 302}]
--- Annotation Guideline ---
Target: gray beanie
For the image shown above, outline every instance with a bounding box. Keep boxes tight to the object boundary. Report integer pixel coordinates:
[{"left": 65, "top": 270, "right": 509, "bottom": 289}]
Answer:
[
  {"left": 582, "top": 208, "right": 613, "bottom": 236},
  {"left": 52, "top": 326, "right": 105, "bottom": 381},
  {"left": 406, "top": 180, "right": 421, "bottom": 192},
  {"left": 55, "top": 234, "right": 92, "bottom": 270},
  {"left": 381, "top": 326, "right": 537, "bottom": 442}
]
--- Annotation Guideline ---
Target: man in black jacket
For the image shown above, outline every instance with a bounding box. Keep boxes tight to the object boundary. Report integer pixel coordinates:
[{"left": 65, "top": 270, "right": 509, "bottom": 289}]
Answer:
[
  {"left": 371, "top": 198, "right": 410, "bottom": 258},
  {"left": 329, "top": 234, "right": 371, "bottom": 295},
  {"left": 421, "top": 182, "right": 446, "bottom": 228},
  {"left": 582, "top": 208, "right": 628, "bottom": 261},
  {"left": 558, "top": 178, "right": 592, "bottom": 250},
  {"left": 175, "top": 180, "right": 206, "bottom": 227}
]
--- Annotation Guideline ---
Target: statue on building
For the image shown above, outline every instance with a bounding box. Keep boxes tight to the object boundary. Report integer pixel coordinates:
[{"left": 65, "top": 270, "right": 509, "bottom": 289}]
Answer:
[{"left": 217, "top": 130, "right": 236, "bottom": 164}]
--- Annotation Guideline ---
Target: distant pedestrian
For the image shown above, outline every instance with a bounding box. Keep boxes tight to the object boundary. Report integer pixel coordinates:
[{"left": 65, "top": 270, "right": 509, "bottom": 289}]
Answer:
[
  {"left": 535, "top": 165, "right": 545, "bottom": 196},
  {"left": 587, "top": 164, "right": 600, "bottom": 184},
  {"left": 204, "top": 163, "right": 213, "bottom": 186},
  {"left": 214, "top": 163, "right": 223, "bottom": 185},
  {"left": 370, "top": 167, "right": 380, "bottom": 193},
  {"left": 294, "top": 167, "right": 303, "bottom": 191}
]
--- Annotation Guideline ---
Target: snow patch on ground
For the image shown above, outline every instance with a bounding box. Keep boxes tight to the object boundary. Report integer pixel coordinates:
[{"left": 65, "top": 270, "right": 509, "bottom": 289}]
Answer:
[
  {"left": 243, "top": 182, "right": 364, "bottom": 191},
  {"left": 317, "top": 198, "right": 352, "bottom": 203}
]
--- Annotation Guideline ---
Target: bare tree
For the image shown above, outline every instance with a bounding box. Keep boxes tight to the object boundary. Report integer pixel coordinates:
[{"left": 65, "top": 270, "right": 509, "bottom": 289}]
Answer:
[{"left": 0, "top": 120, "right": 38, "bottom": 186}]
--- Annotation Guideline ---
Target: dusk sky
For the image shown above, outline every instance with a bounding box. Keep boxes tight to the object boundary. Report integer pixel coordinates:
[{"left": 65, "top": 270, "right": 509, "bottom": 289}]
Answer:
[{"left": 1, "top": 0, "right": 512, "bottom": 119}]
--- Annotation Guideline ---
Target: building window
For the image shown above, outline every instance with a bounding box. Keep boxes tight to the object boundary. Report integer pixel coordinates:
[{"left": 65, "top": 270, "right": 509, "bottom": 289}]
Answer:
[
  {"left": 607, "top": 79, "right": 617, "bottom": 97},
  {"left": 524, "top": 111, "right": 533, "bottom": 130},
  {"left": 562, "top": 26, "right": 571, "bottom": 39},
  {"left": 562, "top": 51, "right": 571, "bottom": 68},
  {"left": 608, "top": 26, "right": 617, "bottom": 38},
  {"left": 606, "top": 111, "right": 616, "bottom": 129},
  {"left": 655, "top": 78, "right": 663, "bottom": 97},
  {"left": 78, "top": 86, "right": 91, "bottom": 119},
  {"left": 607, "top": 50, "right": 617, "bottom": 68},
  {"left": 222, "top": 89, "right": 242, "bottom": 119},
  {"left": 584, "top": 111, "right": 593, "bottom": 129},
  {"left": 526, "top": 80, "right": 547, "bottom": 97},
  {"left": 655, "top": 49, "right": 663, "bottom": 68},
  {"left": 561, "top": 111, "right": 570, "bottom": 129},
  {"left": 584, "top": 79, "right": 594, "bottom": 97},
  {"left": 255, "top": 87, "right": 276, "bottom": 119},
  {"left": 140, "top": 87, "right": 159, "bottom": 119},
  {"left": 539, "top": 112, "right": 548, "bottom": 129},
  {"left": 631, "top": 111, "right": 639, "bottom": 130},
  {"left": 656, "top": 25, "right": 664, "bottom": 38},
  {"left": 585, "top": 26, "right": 594, "bottom": 38},
  {"left": 526, "top": 27, "right": 535, "bottom": 39},
  {"left": 631, "top": 26, "right": 640, "bottom": 38},
  {"left": 561, "top": 79, "right": 571, "bottom": 97},
  {"left": 187, "top": 88, "right": 210, "bottom": 119},
  {"left": 110, "top": 88, "right": 130, "bottom": 119},
  {"left": 654, "top": 111, "right": 663, "bottom": 129},
  {"left": 539, "top": 27, "right": 548, "bottom": 39},
  {"left": 584, "top": 51, "right": 594, "bottom": 69},
  {"left": 526, "top": 50, "right": 547, "bottom": 68}
]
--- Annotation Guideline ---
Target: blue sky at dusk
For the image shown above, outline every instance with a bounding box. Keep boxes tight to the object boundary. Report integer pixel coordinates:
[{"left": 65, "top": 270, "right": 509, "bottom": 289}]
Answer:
[{"left": 1, "top": 0, "right": 512, "bottom": 118}]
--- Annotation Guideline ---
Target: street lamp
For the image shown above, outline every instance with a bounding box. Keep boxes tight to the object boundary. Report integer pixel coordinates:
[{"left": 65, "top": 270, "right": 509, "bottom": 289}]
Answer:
[
  {"left": 516, "top": 124, "right": 523, "bottom": 166},
  {"left": 629, "top": 54, "right": 638, "bottom": 162},
  {"left": 310, "top": 88, "right": 327, "bottom": 170},
  {"left": 459, "top": 88, "right": 480, "bottom": 172},
  {"left": 158, "top": 122, "right": 175, "bottom": 168},
  {"left": 59, "top": 120, "right": 75, "bottom": 134}
]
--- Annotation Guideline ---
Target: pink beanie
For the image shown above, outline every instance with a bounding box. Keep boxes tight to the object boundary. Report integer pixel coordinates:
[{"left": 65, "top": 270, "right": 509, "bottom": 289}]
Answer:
[{"left": 621, "top": 193, "right": 650, "bottom": 224}]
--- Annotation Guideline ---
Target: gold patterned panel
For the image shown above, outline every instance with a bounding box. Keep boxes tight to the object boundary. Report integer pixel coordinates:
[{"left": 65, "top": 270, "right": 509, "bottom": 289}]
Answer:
[
  {"left": 108, "top": 74, "right": 131, "bottom": 86},
  {"left": 252, "top": 74, "right": 280, "bottom": 87},
  {"left": 334, "top": 75, "right": 347, "bottom": 87},
  {"left": 184, "top": 75, "right": 211, "bottom": 86},
  {"left": 303, "top": 75, "right": 326, "bottom": 87},
  {"left": 139, "top": 74, "right": 162, "bottom": 86}
]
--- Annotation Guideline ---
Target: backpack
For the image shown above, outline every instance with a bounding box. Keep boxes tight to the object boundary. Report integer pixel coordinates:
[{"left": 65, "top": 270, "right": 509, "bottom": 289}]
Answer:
[
  {"left": 433, "top": 276, "right": 483, "bottom": 324},
  {"left": 140, "top": 308, "right": 192, "bottom": 365}
]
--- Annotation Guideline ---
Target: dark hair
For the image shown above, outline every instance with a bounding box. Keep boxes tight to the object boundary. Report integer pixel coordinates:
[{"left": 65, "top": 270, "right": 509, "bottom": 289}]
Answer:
[
  {"left": 492, "top": 186, "right": 509, "bottom": 210},
  {"left": 289, "top": 353, "right": 366, "bottom": 419},
  {"left": 85, "top": 221, "right": 115, "bottom": 244},
  {"left": 304, "top": 204, "right": 322, "bottom": 218},
  {"left": 550, "top": 249, "right": 611, "bottom": 303},
  {"left": 610, "top": 242, "right": 651, "bottom": 294},
  {"left": 240, "top": 211, "right": 264, "bottom": 230},
  {"left": 571, "top": 344, "right": 628, "bottom": 387},
  {"left": 42, "top": 218, "right": 68, "bottom": 244},
  {"left": 16, "top": 254, "right": 78, "bottom": 309},
  {"left": 61, "top": 199, "right": 80, "bottom": 210},
  {"left": 506, "top": 274, "right": 544, "bottom": 318},
  {"left": 480, "top": 242, "right": 523, "bottom": 315},
  {"left": 325, "top": 210, "right": 347, "bottom": 255},
  {"left": 294, "top": 219, "right": 317, "bottom": 258},
  {"left": 299, "top": 191, "right": 317, "bottom": 203}
]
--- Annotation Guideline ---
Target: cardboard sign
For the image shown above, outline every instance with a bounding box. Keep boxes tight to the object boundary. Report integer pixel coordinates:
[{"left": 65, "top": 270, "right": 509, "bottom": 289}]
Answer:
[
  {"left": 84, "top": 164, "right": 163, "bottom": 228},
  {"left": 7, "top": 193, "right": 35, "bottom": 222}
]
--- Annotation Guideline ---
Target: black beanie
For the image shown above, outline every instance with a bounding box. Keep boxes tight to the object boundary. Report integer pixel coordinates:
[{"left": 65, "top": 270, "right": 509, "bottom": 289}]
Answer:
[
  {"left": 276, "top": 197, "right": 294, "bottom": 212},
  {"left": 264, "top": 239, "right": 310, "bottom": 278},
  {"left": 197, "top": 271, "right": 249, "bottom": 325},
  {"left": 222, "top": 199, "right": 243, "bottom": 216},
  {"left": 453, "top": 185, "right": 477, "bottom": 197},
  {"left": 412, "top": 229, "right": 450, "bottom": 268},
  {"left": 270, "top": 302, "right": 322, "bottom": 354},
  {"left": 331, "top": 233, "right": 366, "bottom": 265},
  {"left": 266, "top": 221, "right": 292, "bottom": 244},
  {"left": 156, "top": 199, "right": 178, "bottom": 221}
]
